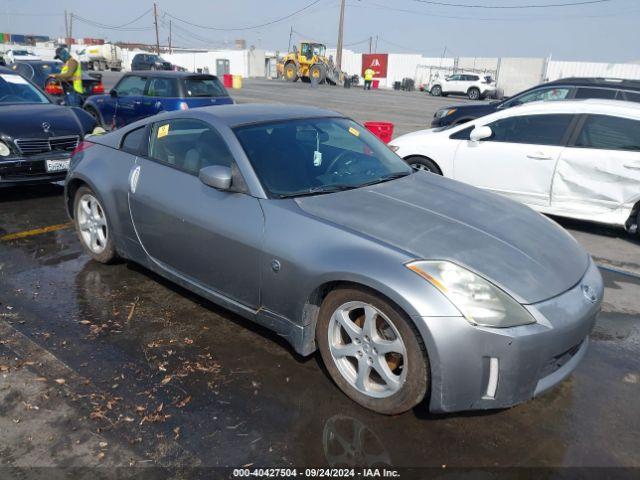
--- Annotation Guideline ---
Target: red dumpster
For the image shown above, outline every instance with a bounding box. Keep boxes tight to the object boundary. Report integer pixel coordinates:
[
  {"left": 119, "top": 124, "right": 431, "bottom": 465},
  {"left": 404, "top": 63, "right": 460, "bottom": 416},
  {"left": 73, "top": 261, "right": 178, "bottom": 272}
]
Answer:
[
  {"left": 223, "top": 74, "right": 233, "bottom": 88},
  {"left": 364, "top": 121, "right": 394, "bottom": 144},
  {"left": 372, "top": 79, "right": 380, "bottom": 89}
]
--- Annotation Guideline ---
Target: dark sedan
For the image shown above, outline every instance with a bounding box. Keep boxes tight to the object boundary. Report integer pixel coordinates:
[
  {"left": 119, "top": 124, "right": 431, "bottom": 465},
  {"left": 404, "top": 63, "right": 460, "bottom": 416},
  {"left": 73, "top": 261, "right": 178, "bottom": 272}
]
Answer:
[
  {"left": 431, "top": 77, "right": 640, "bottom": 127},
  {"left": 10, "top": 60, "right": 104, "bottom": 103},
  {"left": 0, "top": 67, "right": 97, "bottom": 187}
]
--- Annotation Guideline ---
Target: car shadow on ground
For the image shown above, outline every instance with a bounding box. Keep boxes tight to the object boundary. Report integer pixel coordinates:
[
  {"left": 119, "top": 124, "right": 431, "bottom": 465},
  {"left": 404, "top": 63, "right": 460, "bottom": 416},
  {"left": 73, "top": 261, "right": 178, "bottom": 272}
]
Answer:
[
  {"left": 553, "top": 215, "right": 639, "bottom": 245},
  {"left": 0, "top": 183, "right": 64, "bottom": 203}
]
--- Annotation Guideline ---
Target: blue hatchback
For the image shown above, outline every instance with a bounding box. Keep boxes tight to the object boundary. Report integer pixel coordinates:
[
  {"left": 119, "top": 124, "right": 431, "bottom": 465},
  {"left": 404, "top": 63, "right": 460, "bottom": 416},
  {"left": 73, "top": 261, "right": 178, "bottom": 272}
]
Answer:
[{"left": 83, "top": 71, "right": 233, "bottom": 129}]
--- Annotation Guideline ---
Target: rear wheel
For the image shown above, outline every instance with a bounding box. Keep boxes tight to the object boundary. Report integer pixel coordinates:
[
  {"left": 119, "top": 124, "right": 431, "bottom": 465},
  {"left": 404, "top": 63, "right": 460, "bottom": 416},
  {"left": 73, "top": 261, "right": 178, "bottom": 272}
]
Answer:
[
  {"left": 405, "top": 156, "right": 441, "bottom": 175},
  {"left": 316, "top": 287, "right": 429, "bottom": 415},
  {"left": 430, "top": 85, "right": 442, "bottom": 96},
  {"left": 468, "top": 87, "right": 480, "bottom": 100},
  {"left": 74, "top": 186, "right": 118, "bottom": 264},
  {"left": 84, "top": 106, "right": 103, "bottom": 128},
  {"left": 284, "top": 62, "right": 299, "bottom": 82}
]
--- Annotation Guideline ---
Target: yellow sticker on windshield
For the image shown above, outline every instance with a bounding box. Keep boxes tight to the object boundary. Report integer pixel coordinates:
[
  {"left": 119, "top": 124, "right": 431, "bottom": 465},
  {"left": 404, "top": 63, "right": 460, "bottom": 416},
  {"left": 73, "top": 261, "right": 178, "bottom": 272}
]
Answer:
[
  {"left": 348, "top": 127, "right": 360, "bottom": 137},
  {"left": 157, "top": 124, "right": 170, "bottom": 138}
]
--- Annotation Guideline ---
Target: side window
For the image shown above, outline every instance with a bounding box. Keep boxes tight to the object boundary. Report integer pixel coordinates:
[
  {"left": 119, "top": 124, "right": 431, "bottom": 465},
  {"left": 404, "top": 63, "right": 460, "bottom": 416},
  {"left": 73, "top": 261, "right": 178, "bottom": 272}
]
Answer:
[
  {"left": 149, "top": 118, "right": 234, "bottom": 174},
  {"left": 12, "top": 63, "right": 32, "bottom": 79},
  {"left": 504, "top": 87, "right": 571, "bottom": 107},
  {"left": 486, "top": 114, "right": 574, "bottom": 146},
  {"left": 146, "top": 78, "right": 178, "bottom": 97},
  {"left": 120, "top": 126, "right": 147, "bottom": 154},
  {"left": 574, "top": 115, "right": 640, "bottom": 151},
  {"left": 449, "top": 125, "right": 474, "bottom": 141},
  {"left": 620, "top": 90, "right": 640, "bottom": 103},
  {"left": 448, "top": 75, "right": 460, "bottom": 81},
  {"left": 115, "top": 76, "right": 147, "bottom": 96},
  {"left": 468, "top": 75, "right": 479, "bottom": 82},
  {"left": 574, "top": 87, "right": 617, "bottom": 100}
]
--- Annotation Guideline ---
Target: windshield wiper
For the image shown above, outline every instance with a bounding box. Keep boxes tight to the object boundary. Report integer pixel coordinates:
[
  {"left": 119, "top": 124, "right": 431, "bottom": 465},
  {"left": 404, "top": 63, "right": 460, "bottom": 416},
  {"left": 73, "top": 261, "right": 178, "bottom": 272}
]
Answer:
[
  {"left": 276, "top": 184, "right": 359, "bottom": 199},
  {"left": 357, "top": 171, "right": 412, "bottom": 188}
]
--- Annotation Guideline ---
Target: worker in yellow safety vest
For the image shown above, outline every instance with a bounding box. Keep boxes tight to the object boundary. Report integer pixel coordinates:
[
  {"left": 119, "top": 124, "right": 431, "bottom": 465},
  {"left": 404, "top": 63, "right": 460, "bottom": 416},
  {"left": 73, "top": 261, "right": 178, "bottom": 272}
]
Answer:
[
  {"left": 364, "top": 67, "right": 375, "bottom": 90},
  {"left": 50, "top": 46, "right": 84, "bottom": 106}
]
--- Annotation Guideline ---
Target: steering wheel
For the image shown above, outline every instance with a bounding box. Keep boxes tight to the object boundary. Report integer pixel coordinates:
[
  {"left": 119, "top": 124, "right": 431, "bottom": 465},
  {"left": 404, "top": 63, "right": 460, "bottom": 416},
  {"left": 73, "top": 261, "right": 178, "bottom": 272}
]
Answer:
[
  {"left": 326, "top": 150, "right": 359, "bottom": 176},
  {"left": 0, "top": 94, "right": 24, "bottom": 102}
]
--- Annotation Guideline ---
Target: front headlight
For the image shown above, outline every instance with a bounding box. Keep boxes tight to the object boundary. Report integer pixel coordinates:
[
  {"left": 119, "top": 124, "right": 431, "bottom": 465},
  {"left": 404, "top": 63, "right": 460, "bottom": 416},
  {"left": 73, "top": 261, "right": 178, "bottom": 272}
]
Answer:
[
  {"left": 406, "top": 260, "right": 535, "bottom": 328},
  {"left": 0, "top": 141, "right": 10, "bottom": 157},
  {"left": 434, "top": 108, "right": 456, "bottom": 119}
]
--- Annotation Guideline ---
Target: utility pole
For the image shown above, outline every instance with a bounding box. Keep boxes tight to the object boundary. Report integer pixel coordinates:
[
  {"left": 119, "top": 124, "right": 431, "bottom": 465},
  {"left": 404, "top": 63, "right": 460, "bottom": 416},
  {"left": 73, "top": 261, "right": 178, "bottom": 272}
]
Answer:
[
  {"left": 369, "top": 36, "right": 372, "bottom": 54},
  {"left": 69, "top": 13, "right": 73, "bottom": 40},
  {"left": 335, "top": 0, "right": 345, "bottom": 71},
  {"left": 153, "top": 2, "right": 160, "bottom": 54},
  {"left": 288, "top": 26, "right": 293, "bottom": 53},
  {"left": 64, "top": 10, "right": 69, "bottom": 39},
  {"left": 168, "top": 20, "right": 172, "bottom": 54}
]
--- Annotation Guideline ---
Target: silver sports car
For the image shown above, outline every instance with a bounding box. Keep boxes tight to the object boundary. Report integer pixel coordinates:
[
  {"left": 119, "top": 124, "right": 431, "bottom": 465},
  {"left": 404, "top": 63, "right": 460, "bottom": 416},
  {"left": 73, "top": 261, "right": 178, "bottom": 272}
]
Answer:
[{"left": 65, "top": 104, "right": 603, "bottom": 415}]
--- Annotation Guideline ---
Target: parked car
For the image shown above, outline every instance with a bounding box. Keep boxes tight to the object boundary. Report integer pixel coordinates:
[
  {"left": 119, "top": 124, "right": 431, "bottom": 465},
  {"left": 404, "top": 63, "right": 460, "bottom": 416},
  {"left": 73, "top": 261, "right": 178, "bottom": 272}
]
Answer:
[
  {"left": 130, "top": 53, "right": 172, "bottom": 71},
  {"left": 65, "top": 104, "right": 603, "bottom": 415},
  {"left": 83, "top": 71, "right": 233, "bottom": 129},
  {"left": 431, "top": 77, "right": 640, "bottom": 127},
  {"left": 390, "top": 99, "right": 640, "bottom": 234},
  {"left": 10, "top": 60, "right": 104, "bottom": 103},
  {"left": 0, "top": 67, "right": 97, "bottom": 187},
  {"left": 4, "top": 49, "right": 40, "bottom": 63},
  {"left": 429, "top": 73, "right": 497, "bottom": 100}
]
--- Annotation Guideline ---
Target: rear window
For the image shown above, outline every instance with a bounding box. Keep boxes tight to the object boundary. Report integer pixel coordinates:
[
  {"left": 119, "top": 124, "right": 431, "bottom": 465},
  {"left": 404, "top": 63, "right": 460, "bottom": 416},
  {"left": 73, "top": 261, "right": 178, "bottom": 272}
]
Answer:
[
  {"left": 574, "top": 87, "right": 617, "bottom": 100},
  {"left": 183, "top": 77, "right": 228, "bottom": 97}
]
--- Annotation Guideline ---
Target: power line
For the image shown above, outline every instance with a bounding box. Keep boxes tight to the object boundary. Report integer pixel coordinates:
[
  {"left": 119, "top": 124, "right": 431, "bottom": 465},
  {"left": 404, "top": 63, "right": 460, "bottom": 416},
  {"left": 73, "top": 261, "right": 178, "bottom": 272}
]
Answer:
[
  {"left": 161, "top": 0, "right": 323, "bottom": 31},
  {"left": 406, "top": 0, "right": 612, "bottom": 8},
  {"left": 70, "top": 8, "right": 153, "bottom": 31}
]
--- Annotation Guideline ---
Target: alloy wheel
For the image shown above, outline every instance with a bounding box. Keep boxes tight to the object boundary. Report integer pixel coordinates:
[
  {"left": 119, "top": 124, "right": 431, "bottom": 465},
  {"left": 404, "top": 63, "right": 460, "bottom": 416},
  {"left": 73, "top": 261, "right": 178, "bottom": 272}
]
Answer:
[
  {"left": 77, "top": 193, "right": 108, "bottom": 254},
  {"left": 328, "top": 301, "right": 407, "bottom": 399},
  {"left": 410, "top": 163, "right": 431, "bottom": 172}
]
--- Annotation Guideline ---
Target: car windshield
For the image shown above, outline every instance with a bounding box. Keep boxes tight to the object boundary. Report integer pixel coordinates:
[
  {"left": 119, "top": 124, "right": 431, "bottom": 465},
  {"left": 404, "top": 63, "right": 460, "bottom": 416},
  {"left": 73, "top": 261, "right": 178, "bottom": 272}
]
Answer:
[
  {"left": 183, "top": 77, "right": 228, "bottom": 97},
  {"left": 234, "top": 117, "right": 412, "bottom": 198},
  {"left": 35, "top": 62, "right": 62, "bottom": 76},
  {"left": 0, "top": 73, "right": 49, "bottom": 104}
]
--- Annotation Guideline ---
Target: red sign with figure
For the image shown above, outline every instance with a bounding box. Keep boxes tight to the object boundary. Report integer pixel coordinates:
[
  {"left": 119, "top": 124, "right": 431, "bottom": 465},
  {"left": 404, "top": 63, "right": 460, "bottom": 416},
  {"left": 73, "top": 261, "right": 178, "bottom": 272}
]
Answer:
[{"left": 361, "top": 53, "right": 388, "bottom": 78}]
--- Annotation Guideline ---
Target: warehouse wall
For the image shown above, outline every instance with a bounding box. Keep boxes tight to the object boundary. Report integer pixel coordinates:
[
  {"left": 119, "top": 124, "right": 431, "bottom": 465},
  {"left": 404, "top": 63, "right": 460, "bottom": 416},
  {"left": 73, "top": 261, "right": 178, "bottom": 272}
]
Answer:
[
  {"left": 546, "top": 60, "right": 640, "bottom": 81},
  {"left": 496, "top": 57, "right": 546, "bottom": 96}
]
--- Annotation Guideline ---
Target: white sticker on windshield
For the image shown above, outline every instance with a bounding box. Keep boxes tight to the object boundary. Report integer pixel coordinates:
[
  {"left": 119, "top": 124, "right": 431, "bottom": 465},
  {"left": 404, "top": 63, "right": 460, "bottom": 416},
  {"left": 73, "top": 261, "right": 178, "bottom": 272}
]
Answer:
[
  {"left": 313, "top": 150, "right": 323, "bottom": 166},
  {"left": 0, "top": 74, "right": 29, "bottom": 85}
]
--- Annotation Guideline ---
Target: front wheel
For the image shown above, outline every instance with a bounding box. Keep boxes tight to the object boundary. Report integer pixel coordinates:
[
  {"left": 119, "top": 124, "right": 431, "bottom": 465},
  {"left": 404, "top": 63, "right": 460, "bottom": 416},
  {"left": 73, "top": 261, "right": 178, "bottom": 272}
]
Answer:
[
  {"left": 405, "top": 156, "right": 441, "bottom": 175},
  {"left": 284, "top": 63, "right": 299, "bottom": 82},
  {"left": 74, "top": 186, "right": 118, "bottom": 264},
  {"left": 316, "top": 287, "right": 429, "bottom": 415}
]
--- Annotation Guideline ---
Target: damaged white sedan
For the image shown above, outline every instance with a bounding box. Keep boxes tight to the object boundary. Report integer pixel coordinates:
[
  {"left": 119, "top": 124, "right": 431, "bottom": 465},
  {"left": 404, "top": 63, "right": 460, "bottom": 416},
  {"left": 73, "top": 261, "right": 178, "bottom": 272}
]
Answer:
[{"left": 390, "top": 99, "right": 640, "bottom": 233}]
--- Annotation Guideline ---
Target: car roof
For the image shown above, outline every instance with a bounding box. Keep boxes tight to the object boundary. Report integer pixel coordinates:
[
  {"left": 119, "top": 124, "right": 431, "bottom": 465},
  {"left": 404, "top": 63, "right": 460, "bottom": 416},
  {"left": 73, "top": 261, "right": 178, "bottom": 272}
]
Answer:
[
  {"left": 545, "top": 77, "right": 640, "bottom": 91},
  {"left": 194, "top": 103, "right": 344, "bottom": 127},
  {"left": 13, "top": 60, "right": 61, "bottom": 65},
  {"left": 126, "top": 70, "right": 198, "bottom": 78},
  {"left": 499, "top": 98, "right": 640, "bottom": 117}
]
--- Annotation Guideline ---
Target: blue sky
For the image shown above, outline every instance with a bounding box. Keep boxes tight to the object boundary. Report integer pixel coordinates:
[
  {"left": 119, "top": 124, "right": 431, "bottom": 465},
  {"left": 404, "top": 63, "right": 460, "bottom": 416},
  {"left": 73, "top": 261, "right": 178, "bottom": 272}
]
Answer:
[{"left": 3, "top": 0, "right": 639, "bottom": 62}]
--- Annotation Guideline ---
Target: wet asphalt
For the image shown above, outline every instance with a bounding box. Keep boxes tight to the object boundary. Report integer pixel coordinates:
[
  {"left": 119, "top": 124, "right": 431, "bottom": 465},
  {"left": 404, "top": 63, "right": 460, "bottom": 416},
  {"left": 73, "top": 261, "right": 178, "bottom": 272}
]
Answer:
[{"left": 1, "top": 183, "right": 639, "bottom": 469}]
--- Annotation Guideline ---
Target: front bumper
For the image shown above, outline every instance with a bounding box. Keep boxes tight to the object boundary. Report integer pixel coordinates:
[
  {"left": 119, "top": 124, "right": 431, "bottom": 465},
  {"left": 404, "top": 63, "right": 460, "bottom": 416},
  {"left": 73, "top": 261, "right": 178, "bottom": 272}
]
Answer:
[
  {"left": 0, "top": 152, "right": 72, "bottom": 187},
  {"left": 417, "top": 259, "right": 603, "bottom": 413}
]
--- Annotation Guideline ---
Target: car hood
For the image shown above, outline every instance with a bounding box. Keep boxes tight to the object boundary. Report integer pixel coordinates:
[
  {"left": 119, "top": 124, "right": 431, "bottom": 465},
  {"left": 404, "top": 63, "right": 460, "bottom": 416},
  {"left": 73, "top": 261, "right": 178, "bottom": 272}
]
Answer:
[
  {"left": 295, "top": 173, "right": 589, "bottom": 304},
  {"left": 0, "top": 103, "right": 84, "bottom": 138}
]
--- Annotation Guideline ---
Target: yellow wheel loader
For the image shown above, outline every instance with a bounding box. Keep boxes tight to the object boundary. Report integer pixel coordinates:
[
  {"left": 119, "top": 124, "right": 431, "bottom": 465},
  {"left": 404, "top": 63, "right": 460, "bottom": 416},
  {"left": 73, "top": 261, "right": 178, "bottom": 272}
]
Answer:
[{"left": 281, "top": 42, "right": 341, "bottom": 85}]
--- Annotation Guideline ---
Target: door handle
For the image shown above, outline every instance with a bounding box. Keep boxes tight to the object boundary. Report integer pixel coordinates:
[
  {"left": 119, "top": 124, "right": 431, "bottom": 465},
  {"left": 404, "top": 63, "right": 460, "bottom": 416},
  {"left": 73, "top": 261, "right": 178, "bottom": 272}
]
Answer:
[
  {"left": 623, "top": 163, "right": 640, "bottom": 170},
  {"left": 526, "top": 152, "right": 553, "bottom": 160}
]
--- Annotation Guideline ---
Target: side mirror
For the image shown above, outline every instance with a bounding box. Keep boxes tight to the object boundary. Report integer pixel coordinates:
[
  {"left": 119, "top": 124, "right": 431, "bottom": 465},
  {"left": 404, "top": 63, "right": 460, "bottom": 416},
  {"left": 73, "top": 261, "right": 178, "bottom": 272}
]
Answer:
[
  {"left": 199, "top": 165, "right": 232, "bottom": 190},
  {"left": 469, "top": 126, "right": 492, "bottom": 142},
  {"left": 109, "top": 89, "right": 117, "bottom": 98}
]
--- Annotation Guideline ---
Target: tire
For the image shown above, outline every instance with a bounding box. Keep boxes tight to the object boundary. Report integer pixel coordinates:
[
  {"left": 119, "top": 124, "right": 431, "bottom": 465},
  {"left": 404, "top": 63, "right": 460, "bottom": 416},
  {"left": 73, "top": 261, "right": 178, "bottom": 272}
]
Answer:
[
  {"left": 468, "top": 87, "right": 480, "bottom": 100},
  {"left": 284, "top": 62, "right": 299, "bottom": 82},
  {"left": 73, "top": 186, "right": 118, "bottom": 264},
  {"left": 430, "top": 85, "right": 442, "bottom": 96},
  {"left": 309, "top": 64, "right": 326, "bottom": 84},
  {"left": 84, "top": 106, "right": 103, "bottom": 128},
  {"left": 405, "top": 156, "right": 442, "bottom": 175},
  {"left": 316, "top": 287, "right": 429, "bottom": 415}
]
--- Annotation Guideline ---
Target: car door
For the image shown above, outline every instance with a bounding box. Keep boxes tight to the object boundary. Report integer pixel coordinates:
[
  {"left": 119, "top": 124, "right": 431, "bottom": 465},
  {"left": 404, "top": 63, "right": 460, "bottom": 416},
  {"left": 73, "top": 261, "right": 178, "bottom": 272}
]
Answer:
[
  {"left": 552, "top": 114, "right": 640, "bottom": 214},
  {"left": 143, "top": 76, "right": 178, "bottom": 115},
  {"left": 443, "top": 74, "right": 462, "bottom": 94},
  {"left": 127, "top": 117, "right": 264, "bottom": 307},
  {"left": 113, "top": 74, "right": 148, "bottom": 127},
  {"left": 452, "top": 113, "right": 576, "bottom": 206}
]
